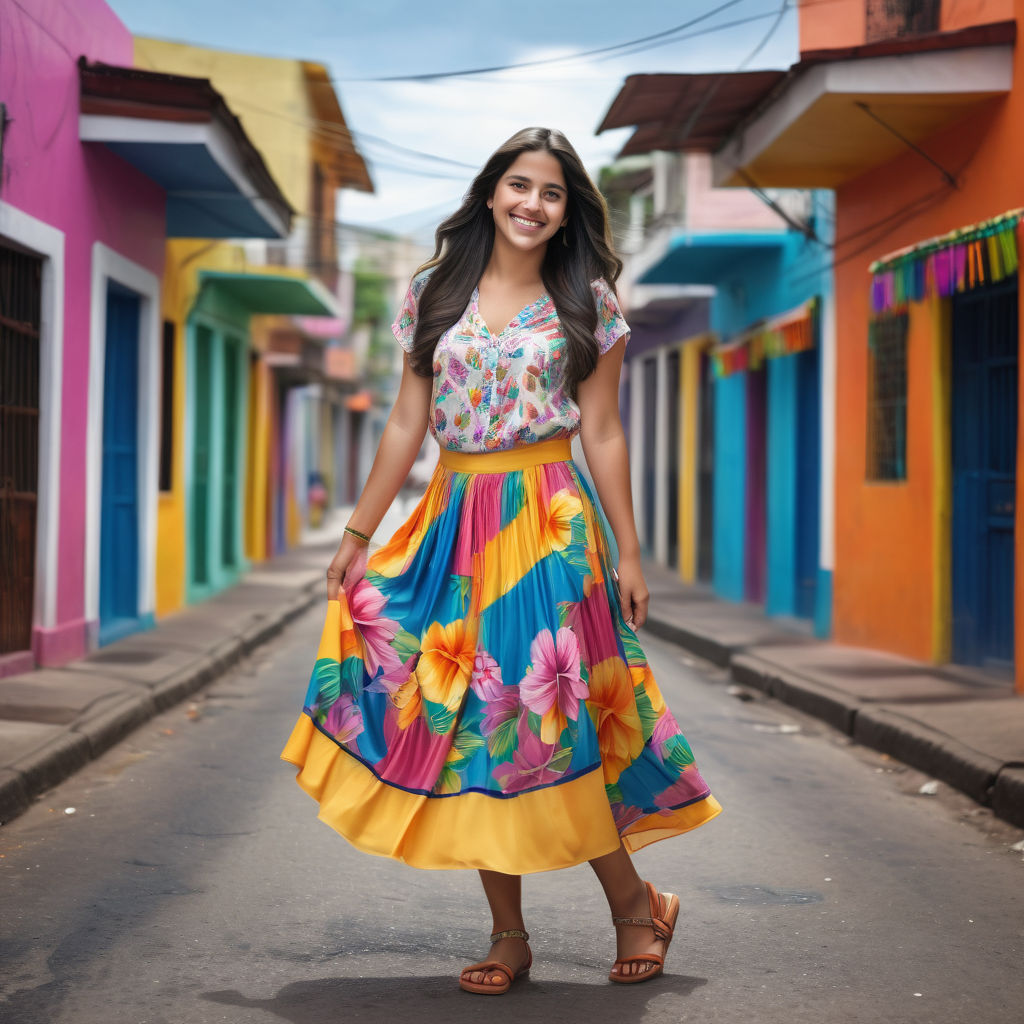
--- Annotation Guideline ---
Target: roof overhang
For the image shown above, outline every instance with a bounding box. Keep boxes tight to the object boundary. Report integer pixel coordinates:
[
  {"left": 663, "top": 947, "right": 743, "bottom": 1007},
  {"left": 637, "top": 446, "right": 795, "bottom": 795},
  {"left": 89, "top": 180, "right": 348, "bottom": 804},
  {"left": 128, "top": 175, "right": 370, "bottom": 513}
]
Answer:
[
  {"left": 626, "top": 283, "right": 714, "bottom": 327},
  {"left": 598, "top": 21, "right": 1016, "bottom": 190},
  {"left": 301, "top": 62, "right": 374, "bottom": 193},
  {"left": 79, "top": 60, "right": 293, "bottom": 239},
  {"left": 197, "top": 271, "right": 341, "bottom": 317},
  {"left": 715, "top": 40, "right": 1014, "bottom": 187},
  {"left": 639, "top": 232, "right": 790, "bottom": 286}
]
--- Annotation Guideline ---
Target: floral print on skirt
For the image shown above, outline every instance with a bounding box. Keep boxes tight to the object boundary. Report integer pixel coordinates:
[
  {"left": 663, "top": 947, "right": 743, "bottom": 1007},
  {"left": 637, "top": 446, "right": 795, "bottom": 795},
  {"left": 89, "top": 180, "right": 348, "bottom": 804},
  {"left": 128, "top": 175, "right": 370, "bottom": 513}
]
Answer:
[{"left": 281, "top": 440, "right": 721, "bottom": 874}]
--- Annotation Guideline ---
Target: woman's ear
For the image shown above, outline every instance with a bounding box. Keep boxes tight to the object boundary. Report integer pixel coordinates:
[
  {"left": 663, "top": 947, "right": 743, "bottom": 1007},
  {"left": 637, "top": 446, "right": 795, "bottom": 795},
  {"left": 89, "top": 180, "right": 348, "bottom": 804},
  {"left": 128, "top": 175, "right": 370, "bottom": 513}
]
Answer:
[{"left": 486, "top": 198, "right": 494, "bottom": 209}]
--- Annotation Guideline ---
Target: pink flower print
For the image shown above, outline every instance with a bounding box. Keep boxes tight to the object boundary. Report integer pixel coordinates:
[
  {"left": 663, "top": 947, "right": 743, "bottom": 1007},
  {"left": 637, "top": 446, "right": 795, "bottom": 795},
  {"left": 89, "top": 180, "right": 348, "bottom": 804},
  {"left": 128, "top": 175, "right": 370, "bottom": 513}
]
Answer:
[
  {"left": 323, "top": 694, "right": 363, "bottom": 748},
  {"left": 470, "top": 649, "right": 502, "bottom": 700},
  {"left": 519, "top": 627, "right": 588, "bottom": 744},
  {"left": 654, "top": 770, "right": 709, "bottom": 811},
  {"left": 612, "top": 802, "right": 647, "bottom": 831},
  {"left": 651, "top": 709, "right": 680, "bottom": 751},
  {"left": 348, "top": 577, "right": 402, "bottom": 680},
  {"left": 493, "top": 718, "right": 569, "bottom": 794},
  {"left": 470, "top": 649, "right": 520, "bottom": 735}
]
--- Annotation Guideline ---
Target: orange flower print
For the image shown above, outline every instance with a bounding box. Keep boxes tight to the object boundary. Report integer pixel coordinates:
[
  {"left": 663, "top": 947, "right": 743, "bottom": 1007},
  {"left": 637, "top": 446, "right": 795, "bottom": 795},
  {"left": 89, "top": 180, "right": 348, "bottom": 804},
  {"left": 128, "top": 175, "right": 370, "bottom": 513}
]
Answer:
[
  {"left": 541, "top": 489, "right": 583, "bottom": 552},
  {"left": 630, "top": 663, "right": 666, "bottom": 715},
  {"left": 469, "top": 387, "right": 483, "bottom": 408},
  {"left": 392, "top": 673, "right": 423, "bottom": 731},
  {"left": 587, "top": 656, "right": 644, "bottom": 784},
  {"left": 417, "top": 619, "right": 475, "bottom": 710}
]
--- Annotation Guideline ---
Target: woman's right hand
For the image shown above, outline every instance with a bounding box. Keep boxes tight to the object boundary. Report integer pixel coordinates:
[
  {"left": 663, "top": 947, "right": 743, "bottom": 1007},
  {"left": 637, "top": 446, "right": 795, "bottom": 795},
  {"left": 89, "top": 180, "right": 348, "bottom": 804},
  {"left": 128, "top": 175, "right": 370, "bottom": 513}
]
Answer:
[{"left": 326, "top": 533, "right": 369, "bottom": 601}]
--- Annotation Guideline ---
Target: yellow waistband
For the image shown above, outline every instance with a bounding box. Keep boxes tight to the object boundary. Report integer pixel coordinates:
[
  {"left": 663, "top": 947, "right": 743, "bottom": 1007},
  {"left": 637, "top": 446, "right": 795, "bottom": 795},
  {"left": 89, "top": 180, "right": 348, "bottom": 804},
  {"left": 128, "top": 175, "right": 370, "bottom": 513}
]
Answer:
[{"left": 438, "top": 438, "right": 572, "bottom": 473}]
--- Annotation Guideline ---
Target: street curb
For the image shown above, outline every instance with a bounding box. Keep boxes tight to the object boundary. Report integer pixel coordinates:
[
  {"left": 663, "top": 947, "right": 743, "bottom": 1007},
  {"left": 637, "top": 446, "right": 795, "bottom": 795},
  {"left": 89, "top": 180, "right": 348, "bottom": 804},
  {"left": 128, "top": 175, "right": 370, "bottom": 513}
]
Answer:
[
  {"left": 0, "top": 583, "right": 321, "bottom": 827},
  {"left": 647, "top": 611, "right": 1023, "bottom": 830},
  {"left": 642, "top": 616, "right": 733, "bottom": 668},
  {"left": 731, "top": 653, "right": 860, "bottom": 736},
  {"left": 852, "top": 707, "right": 1002, "bottom": 805},
  {"left": 992, "top": 767, "right": 1024, "bottom": 829}
]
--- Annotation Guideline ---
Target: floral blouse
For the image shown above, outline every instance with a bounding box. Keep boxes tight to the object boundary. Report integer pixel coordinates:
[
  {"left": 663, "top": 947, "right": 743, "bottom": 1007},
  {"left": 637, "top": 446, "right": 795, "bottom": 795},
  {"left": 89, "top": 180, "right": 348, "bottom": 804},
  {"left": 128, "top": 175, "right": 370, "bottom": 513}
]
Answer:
[{"left": 391, "top": 271, "right": 630, "bottom": 452}]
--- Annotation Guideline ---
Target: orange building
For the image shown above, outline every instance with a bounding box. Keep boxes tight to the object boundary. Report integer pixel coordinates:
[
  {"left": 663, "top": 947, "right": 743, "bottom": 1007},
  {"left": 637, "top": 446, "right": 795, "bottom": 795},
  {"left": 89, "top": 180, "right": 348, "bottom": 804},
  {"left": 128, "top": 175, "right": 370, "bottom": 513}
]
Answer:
[{"left": 608, "top": 0, "right": 1022, "bottom": 689}]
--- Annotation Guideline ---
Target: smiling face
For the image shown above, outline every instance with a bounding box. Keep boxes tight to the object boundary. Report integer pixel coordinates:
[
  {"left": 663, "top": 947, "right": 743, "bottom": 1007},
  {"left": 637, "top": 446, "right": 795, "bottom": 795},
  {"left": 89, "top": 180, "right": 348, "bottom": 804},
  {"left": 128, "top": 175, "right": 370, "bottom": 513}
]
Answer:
[{"left": 487, "top": 149, "right": 569, "bottom": 256}]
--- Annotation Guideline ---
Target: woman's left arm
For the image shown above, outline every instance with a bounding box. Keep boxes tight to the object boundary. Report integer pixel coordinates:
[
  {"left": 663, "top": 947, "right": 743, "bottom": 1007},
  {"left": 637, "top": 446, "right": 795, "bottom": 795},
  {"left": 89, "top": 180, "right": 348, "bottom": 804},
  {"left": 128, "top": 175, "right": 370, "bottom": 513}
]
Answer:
[{"left": 576, "top": 337, "right": 649, "bottom": 628}]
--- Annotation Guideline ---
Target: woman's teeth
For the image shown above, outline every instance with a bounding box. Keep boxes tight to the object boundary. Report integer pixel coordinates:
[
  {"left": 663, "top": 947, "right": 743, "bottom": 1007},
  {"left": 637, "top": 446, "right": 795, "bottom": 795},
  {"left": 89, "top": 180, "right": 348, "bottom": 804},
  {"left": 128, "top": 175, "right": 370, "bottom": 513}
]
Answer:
[{"left": 511, "top": 215, "right": 542, "bottom": 227}]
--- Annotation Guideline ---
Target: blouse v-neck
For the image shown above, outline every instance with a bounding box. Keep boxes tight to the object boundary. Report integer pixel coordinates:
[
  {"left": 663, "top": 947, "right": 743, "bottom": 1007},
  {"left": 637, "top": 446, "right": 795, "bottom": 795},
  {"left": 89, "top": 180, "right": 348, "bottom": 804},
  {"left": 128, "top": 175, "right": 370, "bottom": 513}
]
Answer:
[{"left": 471, "top": 286, "right": 550, "bottom": 341}]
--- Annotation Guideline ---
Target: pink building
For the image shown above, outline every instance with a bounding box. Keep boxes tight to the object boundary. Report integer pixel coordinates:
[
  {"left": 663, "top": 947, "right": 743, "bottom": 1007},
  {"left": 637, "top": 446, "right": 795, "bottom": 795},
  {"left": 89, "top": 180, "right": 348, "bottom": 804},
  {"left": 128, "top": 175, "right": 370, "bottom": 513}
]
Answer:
[{"left": 0, "top": 0, "right": 290, "bottom": 672}]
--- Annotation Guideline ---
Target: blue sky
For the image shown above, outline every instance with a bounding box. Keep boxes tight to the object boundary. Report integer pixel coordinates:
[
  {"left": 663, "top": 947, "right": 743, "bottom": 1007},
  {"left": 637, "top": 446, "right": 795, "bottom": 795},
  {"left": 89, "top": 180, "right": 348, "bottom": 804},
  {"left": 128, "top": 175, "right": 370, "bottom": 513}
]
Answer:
[{"left": 107, "top": 0, "right": 798, "bottom": 233}]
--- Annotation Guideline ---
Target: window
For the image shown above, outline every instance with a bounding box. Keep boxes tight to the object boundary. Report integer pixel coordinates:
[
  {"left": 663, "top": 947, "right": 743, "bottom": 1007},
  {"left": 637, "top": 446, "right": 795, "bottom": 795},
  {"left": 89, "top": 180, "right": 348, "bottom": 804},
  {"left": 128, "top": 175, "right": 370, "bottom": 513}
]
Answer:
[
  {"left": 867, "top": 312, "right": 908, "bottom": 481},
  {"left": 866, "top": 0, "right": 940, "bottom": 43},
  {"left": 159, "top": 320, "right": 175, "bottom": 492}
]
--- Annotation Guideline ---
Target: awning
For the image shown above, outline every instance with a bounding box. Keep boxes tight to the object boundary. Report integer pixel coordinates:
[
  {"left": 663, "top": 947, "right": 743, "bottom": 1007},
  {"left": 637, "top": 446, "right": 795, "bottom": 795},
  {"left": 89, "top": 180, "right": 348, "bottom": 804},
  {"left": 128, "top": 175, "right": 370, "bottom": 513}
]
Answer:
[
  {"left": 638, "top": 232, "right": 791, "bottom": 286},
  {"left": 79, "top": 60, "right": 293, "bottom": 239},
  {"left": 196, "top": 271, "right": 340, "bottom": 317},
  {"left": 597, "top": 71, "right": 787, "bottom": 156},
  {"left": 599, "top": 20, "right": 1016, "bottom": 189},
  {"left": 302, "top": 62, "right": 374, "bottom": 194},
  {"left": 712, "top": 298, "right": 818, "bottom": 377},
  {"left": 626, "top": 283, "right": 714, "bottom": 329}
]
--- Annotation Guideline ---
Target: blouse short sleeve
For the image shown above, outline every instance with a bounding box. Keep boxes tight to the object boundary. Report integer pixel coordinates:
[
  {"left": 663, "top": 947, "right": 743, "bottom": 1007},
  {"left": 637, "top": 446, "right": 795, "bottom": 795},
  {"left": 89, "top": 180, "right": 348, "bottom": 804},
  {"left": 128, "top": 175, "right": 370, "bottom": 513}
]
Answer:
[
  {"left": 592, "top": 278, "right": 630, "bottom": 354},
  {"left": 391, "top": 270, "right": 432, "bottom": 353}
]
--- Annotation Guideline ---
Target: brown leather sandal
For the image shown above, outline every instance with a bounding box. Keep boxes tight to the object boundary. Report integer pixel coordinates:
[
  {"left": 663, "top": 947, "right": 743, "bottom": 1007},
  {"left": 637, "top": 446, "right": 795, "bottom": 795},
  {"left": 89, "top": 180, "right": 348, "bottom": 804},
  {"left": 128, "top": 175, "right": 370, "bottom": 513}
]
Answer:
[
  {"left": 458, "top": 928, "right": 532, "bottom": 995},
  {"left": 609, "top": 880, "right": 680, "bottom": 984}
]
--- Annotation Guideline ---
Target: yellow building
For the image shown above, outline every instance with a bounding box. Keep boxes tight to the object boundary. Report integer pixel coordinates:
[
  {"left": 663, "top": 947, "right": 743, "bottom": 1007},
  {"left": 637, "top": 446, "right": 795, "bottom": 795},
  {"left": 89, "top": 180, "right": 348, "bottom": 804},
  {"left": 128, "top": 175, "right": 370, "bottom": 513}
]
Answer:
[{"left": 134, "top": 39, "right": 372, "bottom": 617}]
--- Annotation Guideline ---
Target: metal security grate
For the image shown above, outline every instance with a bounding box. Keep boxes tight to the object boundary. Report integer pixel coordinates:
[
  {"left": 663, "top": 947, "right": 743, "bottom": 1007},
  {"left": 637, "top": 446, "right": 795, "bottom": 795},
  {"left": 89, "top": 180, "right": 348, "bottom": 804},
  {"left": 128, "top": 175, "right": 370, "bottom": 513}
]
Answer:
[
  {"left": 867, "top": 312, "right": 909, "bottom": 481},
  {"left": 0, "top": 243, "right": 42, "bottom": 653}
]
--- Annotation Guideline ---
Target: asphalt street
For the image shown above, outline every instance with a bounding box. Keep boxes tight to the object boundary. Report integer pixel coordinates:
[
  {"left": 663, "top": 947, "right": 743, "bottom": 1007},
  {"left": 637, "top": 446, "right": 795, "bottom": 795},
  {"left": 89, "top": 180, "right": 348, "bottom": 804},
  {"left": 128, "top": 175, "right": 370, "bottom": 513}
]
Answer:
[{"left": 2, "top": 603, "right": 1022, "bottom": 1024}]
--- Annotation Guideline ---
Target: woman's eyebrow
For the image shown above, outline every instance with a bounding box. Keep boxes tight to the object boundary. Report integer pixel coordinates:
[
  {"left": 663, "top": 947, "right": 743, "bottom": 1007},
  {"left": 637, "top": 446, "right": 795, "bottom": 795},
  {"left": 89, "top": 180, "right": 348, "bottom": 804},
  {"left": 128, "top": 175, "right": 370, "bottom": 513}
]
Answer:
[{"left": 507, "top": 174, "right": 566, "bottom": 192}]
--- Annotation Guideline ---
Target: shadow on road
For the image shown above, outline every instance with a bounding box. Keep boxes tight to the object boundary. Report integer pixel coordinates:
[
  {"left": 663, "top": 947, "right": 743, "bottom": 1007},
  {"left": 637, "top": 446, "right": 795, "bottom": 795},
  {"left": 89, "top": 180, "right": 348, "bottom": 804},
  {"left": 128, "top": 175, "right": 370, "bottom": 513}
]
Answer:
[{"left": 202, "top": 971, "right": 708, "bottom": 1021}]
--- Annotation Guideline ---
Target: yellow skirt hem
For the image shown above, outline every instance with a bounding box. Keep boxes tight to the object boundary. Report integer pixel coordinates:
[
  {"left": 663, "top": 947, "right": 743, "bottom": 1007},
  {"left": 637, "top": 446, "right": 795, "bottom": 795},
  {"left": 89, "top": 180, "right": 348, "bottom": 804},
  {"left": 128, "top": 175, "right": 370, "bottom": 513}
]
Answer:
[{"left": 281, "top": 714, "right": 721, "bottom": 874}]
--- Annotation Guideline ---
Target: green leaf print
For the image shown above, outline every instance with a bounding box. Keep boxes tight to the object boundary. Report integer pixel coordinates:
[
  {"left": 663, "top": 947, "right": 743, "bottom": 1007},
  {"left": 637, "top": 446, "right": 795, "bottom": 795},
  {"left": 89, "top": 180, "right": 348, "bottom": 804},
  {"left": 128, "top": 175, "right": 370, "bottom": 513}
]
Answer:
[
  {"left": 620, "top": 630, "right": 647, "bottom": 667},
  {"left": 605, "top": 782, "right": 624, "bottom": 804},
  {"left": 633, "top": 684, "right": 660, "bottom": 744},
  {"left": 547, "top": 746, "right": 574, "bottom": 775},
  {"left": 434, "top": 764, "right": 462, "bottom": 795},
  {"left": 526, "top": 710, "right": 543, "bottom": 735},
  {"left": 450, "top": 714, "right": 486, "bottom": 767},
  {"left": 310, "top": 658, "right": 340, "bottom": 707},
  {"left": 486, "top": 716, "right": 518, "bottom": 761},
  {"left": 569, "top": 514, "right": 588, "bottom": 548},
  {"left": 391, "top": 628, "right": 420, "bottom": 662},
  {"left": 561, "top": 545, "right": 592, "bottom": 578},
  {"left": 665, "top": 735, "right": 695, "bottom": 769},
  {"left": 339, "top": 655, "right": 364, "bottom": 698},
  {"left": 425, "top": 700, "right": 458, "bottom": 736}
]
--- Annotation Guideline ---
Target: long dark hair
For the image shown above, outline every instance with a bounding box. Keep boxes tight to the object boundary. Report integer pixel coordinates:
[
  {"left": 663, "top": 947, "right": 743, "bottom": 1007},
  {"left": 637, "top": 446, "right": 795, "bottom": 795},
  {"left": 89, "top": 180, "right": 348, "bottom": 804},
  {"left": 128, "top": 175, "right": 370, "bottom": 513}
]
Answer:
[{"left": 407, "top": 126, "right": 623, "bottom": 396}]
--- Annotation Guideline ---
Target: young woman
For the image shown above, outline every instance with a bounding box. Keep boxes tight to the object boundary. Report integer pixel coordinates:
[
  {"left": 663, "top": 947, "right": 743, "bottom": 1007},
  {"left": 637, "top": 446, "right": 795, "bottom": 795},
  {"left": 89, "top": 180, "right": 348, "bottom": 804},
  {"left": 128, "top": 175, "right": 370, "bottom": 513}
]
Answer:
[{"left": 281, "top": 127, "right": 721, "bottom": 993}]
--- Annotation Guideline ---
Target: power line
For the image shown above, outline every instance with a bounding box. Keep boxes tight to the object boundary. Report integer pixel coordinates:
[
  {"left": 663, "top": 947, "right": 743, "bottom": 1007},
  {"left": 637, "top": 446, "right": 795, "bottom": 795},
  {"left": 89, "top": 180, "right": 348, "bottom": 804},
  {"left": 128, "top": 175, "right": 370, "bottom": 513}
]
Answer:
[{"left": 336, "top": 0, "right": 749, "bottom": 82}]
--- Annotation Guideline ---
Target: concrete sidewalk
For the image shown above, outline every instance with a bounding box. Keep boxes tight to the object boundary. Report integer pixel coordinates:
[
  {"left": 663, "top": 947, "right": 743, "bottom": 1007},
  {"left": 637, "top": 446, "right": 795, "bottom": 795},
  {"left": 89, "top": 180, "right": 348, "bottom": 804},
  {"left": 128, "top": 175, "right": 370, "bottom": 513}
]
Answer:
[
  {"left": 640, "top": 560, "right": 1024, "bottom": 829},
  {"left": 0, "top": 499, "right": 426, "bottom": 827}
]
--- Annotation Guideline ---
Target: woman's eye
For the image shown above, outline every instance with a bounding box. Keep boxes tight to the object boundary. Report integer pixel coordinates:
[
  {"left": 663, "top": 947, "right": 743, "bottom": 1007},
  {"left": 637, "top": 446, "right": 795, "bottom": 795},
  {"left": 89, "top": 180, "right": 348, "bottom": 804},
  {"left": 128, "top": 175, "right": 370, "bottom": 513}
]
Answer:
[
  {"left": 545, "top": 192, "right": 560, "bottom": 201},
  {"left": 510, "top": 182, "right": 525, "bottom": 190}
]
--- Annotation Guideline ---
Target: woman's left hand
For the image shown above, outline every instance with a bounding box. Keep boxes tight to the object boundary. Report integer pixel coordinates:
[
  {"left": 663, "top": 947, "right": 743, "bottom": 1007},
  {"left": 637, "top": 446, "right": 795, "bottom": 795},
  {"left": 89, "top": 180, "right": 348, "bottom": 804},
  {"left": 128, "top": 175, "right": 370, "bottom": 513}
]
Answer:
[{"left": 615, "top": 555, "right": 650, "bottom": 630}]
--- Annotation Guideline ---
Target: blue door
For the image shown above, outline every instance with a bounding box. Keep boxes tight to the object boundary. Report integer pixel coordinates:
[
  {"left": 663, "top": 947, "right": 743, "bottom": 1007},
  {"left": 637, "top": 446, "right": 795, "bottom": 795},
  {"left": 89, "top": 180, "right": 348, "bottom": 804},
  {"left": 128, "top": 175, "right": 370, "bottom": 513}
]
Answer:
[
  {"left": 951, "top": 279, "right": 1017, "bottom": 671},
  {"left": 794, "top": 346, "right": 821, "bottom": 619},
  {"left": 99, "top": 285, "right": 140, "bottom": 645}
]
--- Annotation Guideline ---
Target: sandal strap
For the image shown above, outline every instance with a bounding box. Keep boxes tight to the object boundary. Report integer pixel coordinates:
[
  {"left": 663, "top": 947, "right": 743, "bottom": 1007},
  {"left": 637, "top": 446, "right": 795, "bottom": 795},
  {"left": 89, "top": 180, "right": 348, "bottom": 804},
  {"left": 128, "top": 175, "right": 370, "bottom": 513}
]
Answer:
[
  {"left": 612, "top": 914, "right": 672, "bottom": 941},
  {"left": 489, "top": 928, "right": 529, "bottom": 943}
]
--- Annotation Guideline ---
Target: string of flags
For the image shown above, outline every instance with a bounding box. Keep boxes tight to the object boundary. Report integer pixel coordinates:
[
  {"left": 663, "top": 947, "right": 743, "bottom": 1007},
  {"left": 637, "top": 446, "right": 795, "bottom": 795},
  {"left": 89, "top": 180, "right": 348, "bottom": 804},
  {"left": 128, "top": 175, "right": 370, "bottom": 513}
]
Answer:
[
  {"left": 869, "top": 209, "right": 1021, "bottom": 314},
  {"left": 711, "top": 297, "right": 818, "bottom": 378}
]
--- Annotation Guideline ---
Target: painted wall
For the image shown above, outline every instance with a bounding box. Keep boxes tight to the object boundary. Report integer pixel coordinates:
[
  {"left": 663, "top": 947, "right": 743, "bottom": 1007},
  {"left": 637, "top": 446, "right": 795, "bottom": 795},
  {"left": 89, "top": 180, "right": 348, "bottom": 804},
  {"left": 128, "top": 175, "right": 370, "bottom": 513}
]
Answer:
[
  {"left": 832, "top": 68, "right": 1023, "bottom": 673},
  {"left": 797, "top": 0, "right": 1013, "bottom": 51},
  {"left": 706, "top": 192, "right": 835, "bottom": 622},
  {"left": 1, "top": 0, "right": 167, "bottom": 665}
]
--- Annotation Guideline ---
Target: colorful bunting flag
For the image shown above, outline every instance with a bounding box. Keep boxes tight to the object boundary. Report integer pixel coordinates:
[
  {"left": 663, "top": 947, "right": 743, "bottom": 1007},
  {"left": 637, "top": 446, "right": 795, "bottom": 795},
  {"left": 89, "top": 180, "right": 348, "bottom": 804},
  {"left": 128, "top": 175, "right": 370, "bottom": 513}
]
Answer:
[
  {"left": 869, "top": 209, "right": 1021, "bottom": 315},
  {"left": 711, "top": 297, "right": 819, "bottom": 378}
]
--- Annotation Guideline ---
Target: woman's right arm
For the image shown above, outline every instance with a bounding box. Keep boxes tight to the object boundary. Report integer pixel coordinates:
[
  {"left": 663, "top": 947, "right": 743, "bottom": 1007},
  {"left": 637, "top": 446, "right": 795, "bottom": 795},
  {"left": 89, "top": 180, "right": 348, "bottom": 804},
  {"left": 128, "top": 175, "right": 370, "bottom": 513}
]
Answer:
[{"left": 326, "top": 355, "right": 432, "bottom": 599}]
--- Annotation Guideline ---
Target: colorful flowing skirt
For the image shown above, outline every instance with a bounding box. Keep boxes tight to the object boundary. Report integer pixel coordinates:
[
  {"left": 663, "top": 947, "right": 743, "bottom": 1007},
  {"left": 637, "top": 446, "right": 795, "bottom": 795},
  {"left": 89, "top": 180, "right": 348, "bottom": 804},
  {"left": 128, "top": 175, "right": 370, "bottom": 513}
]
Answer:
[{"left": 280, "top": 438, "right": 721, "bottom": 874}]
